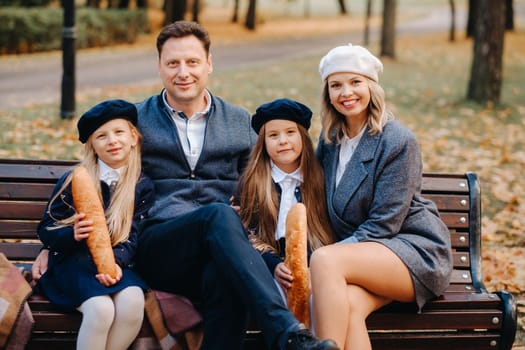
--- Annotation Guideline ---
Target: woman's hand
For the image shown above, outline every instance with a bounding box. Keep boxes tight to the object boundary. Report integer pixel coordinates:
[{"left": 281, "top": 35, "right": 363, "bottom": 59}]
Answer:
[
  {"left": 274, "top": 262, "right": 293, "bottom": 292},
  {"left": 96, "top": 264, "right": 122, "bottom": 287},
  {"left": 73, "top": 212, "right": 93, "bottom": 241}
]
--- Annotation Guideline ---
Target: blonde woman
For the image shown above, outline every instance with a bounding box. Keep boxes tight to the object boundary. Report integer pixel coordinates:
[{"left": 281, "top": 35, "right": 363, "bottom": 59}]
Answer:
[
  {"left": 36, "top": 99, "right": 154, "bottom": 350},
  {"left": 310, "top": 44, "right": 453, "bottom": 350}
]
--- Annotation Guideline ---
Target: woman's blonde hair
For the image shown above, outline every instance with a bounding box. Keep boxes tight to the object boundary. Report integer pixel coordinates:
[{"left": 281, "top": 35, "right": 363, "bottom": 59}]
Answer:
[
  {"left": 47, "top": 121, "right": 143, "bottom": 246},
  {"left": 320, "top": 76, "right": 391, "bottom": 143},
  {"left": 238, "top": 123, "right": 335, "bottom": 255}
]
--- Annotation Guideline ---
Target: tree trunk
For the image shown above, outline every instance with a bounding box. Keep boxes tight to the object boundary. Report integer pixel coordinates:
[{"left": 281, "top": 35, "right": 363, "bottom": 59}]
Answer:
[
  {"left": 466, "top": 0, "right": 477, "bottom": 37},
  {"left": 466, "top": 0, "right": 505, "bottom": 105},
  {"left": 380, "top": 0, "right": 396, "bottom": 58},
  {"left": 164, "top": 0, "right": 187, "bottom": 25},
  {"left": 364, "top": 0, "right": 372, "bottom": 46},
  {"left": 118, "top": 0, "right": 129, "bottom": 9},
  {"left": 337, "top": 0, "right": 347, "bottom": 15},
  {"left": 231, "top": 0, "right": 239, "bottom": 22},
  {"left": 505, "top": 0, "right": 514, "bottom": 30},
  {"left": 192, "top": 0, "right": 200, "bottom": 22},
  {"left": 245, "top": 0, "right": 257, "bottom": 30},
  {"left": 449, "top": 0, "right": 455, "bottom": 41}
]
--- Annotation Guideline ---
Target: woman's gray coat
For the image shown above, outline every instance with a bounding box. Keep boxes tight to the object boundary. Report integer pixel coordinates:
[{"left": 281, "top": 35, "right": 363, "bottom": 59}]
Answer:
[{"left": 317, "top": 120, "right": 453, "bottom": 309}]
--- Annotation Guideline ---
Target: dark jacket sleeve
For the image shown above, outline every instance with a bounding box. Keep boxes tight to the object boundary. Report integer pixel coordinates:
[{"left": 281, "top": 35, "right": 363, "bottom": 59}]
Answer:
[
  {"left": 37, "top": 171, "right": 80, "bottom": 254},
  {"left": 262, "top": 251, "right": 282, "bottom": 275}
]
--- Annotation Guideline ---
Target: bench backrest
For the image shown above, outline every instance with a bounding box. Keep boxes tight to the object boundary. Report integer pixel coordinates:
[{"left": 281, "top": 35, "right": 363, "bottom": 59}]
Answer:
[{"left": 0, "top": 158, "right": 485, "bottom": 293}]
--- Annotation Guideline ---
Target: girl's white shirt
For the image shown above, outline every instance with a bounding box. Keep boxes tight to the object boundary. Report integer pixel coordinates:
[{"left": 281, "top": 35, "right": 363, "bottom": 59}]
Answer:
[
  {"left": 271, "top": 161, "right": 303, "bottom": 240},
  {"left": 98, "top": 159, "right": 124, "bottom": 186}
]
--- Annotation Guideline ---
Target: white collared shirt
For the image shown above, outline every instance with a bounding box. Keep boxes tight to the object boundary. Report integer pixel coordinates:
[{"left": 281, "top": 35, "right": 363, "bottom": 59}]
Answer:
[
  {"left": 163, "top": 90, "right": 211, "bottom": 170},
  {"left": 336, "top": 127, "right": 366, "bottom": 187},
  {"left": 98, "top": 159, "right": 124, "bottom": 186},
  {"left": 271, "top": 162, "right": 303, "bottom": 240}
]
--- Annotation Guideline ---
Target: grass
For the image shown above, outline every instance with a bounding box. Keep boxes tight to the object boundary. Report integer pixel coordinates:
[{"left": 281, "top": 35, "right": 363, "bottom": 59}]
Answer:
[{"left": 1, "top": 7, "right": 525, "bottom": 346}]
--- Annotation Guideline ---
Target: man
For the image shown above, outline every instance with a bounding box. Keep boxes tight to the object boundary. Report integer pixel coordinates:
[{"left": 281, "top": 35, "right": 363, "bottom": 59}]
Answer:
[{"left": 33, "top": 21, "right": 338, "bottom": 350}]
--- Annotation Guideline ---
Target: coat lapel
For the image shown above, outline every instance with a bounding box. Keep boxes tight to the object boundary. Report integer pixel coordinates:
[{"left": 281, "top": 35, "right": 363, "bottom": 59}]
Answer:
[{"left": 332, "top": 129, "right": 379, "bottom": 214}]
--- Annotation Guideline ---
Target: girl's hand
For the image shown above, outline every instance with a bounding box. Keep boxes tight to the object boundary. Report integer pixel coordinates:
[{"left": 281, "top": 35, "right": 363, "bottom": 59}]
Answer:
[
  {"left": 274, "top": 262, "right": 293, "bottom": 291},
  {"left": 32, "top": 248, "right": 49, "bottom": 281},
  {"left": 96, "top": 264, "right": 123, "bottom": 287},
  {"left": 229, "top": 196, "right": 240, "bottom": 213},
  {"left": 73, "top": 212, "right": 93, "bottom": 241}
]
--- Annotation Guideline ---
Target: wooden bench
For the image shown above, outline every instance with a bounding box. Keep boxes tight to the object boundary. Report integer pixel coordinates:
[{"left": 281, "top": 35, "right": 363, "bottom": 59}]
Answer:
[{"left": 0, "top": 158, "right": 517, "bottom": 350}]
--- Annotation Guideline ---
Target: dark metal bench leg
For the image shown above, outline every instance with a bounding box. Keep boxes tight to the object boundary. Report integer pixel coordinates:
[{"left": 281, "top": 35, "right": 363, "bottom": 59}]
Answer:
[{"left": 497, "top": 290, "right": 517, "bottom": 350}]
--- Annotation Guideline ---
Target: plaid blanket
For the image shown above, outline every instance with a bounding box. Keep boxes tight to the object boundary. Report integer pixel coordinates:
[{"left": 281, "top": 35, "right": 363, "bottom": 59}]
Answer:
[
  {"left": 137, "top": 290, "right": 203, "bottom": 350},
  {"left": 0, "top": 253, "right": 34, "bottom": 350}
]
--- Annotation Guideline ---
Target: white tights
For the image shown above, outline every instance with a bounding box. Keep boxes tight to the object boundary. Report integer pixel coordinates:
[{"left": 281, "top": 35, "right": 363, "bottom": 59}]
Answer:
[{"left": 76, "top": 286, "right": 144, "bottom": 350}]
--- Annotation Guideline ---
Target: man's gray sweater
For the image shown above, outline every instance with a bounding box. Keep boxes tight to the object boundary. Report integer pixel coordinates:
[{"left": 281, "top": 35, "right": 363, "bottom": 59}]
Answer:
[{"left": 136, "top": 90, "right": 257, "bottom": 222}]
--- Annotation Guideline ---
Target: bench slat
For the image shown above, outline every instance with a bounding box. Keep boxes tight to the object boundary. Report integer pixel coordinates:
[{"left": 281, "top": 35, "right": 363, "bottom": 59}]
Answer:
[
  {"left": 0, "top": 201, "right": 47, "bottom": 219},
  {"left": 424, "top": 193, "right": 469, "bottom": 211},
  {"left": 0, "top": 242, "right": 42, "bottom": 261},
  {"left": 439, "top": 212, "right": 469, "bottom": 228},
  {"left": 0, "top": 220, "right": 39, "bottom": 238},
  {"left": 0, "top": 183, "right": 57, "bottom": 201},
  {"left": 370, "top": 332, "right": 501, "bottom": 350},
  {"left": 367, "top": 309, "right": 503, "bottom": 330},
  {"left": 0, "top": 161, "right": 73, "bottom": 182},
  {"left": 421, "top": 175, "right": 469, "bottom": 193}
]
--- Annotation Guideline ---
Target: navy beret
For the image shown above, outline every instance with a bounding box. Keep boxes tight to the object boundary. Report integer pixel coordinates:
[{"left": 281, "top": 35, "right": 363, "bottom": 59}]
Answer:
[
  {"left": 251, "top": 98, "right": 312, "bottom": 134},
  {"left": 77, "top": 99, "right": 138, "bottom": 143}
]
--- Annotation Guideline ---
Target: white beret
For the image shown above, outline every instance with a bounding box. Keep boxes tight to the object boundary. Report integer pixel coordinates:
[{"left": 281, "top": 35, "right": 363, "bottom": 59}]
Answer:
[{"left": 319, "top": 43, "right": 383, "bottom": 82}]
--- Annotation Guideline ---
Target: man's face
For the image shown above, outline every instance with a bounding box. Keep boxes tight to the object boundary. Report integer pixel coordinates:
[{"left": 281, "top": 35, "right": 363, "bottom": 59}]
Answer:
[{"left": 157, "top": 35, "right": 213, "bottom": 110}]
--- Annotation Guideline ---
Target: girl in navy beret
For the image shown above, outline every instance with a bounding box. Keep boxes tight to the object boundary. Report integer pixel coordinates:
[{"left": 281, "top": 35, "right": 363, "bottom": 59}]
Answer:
[
  {"left": 235, "top": 98, "right": 335, "bottom": 308},
  {"left": 35, "top": 99, "right": 155, "bottom": 350}
]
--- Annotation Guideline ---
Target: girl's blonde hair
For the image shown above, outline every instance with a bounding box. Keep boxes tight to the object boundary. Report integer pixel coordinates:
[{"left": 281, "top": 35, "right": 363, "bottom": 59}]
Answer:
[
  {"left": 47, "top": 121, "right": 143, "bottom": 246},
  {"left": 320, "top": 76, "right": 391, "bottom": 143},
  {"left": 238, "top": 123, "right": 335, "bottom": 254}
]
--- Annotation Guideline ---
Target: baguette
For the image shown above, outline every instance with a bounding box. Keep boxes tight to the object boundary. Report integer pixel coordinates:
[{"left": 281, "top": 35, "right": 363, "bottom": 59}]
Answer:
[
  {"left": 71, "top": 165, "right": 117, "bottom": 278},
  {"left": 284, "top": 203, "right": 310, "bottom": 328}
]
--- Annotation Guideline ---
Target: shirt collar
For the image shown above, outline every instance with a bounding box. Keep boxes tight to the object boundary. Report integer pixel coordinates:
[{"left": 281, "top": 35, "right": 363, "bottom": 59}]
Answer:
[
  {"left": 98, "top": 159, "right": 124, "bottom": 185},
  {"left": 270, "top": 161, "right": 303, "bottom": 184},
  {"left": 162, "top": 89, "right": 211, "bottom": 119}
]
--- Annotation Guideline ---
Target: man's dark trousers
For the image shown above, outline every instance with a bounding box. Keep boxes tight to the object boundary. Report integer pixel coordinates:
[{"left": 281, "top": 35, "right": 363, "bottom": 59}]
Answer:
[{"left": 137, "top": 203, "right": 299, "bottom": 350}]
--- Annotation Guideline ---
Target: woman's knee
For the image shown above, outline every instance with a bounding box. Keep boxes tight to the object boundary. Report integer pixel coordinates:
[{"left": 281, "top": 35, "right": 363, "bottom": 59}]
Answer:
[{"left": 310, "top": 245, "right": 338, "bottom": 274}]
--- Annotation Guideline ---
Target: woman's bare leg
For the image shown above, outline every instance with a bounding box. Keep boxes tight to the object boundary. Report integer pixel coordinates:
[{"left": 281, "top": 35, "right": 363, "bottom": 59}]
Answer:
[{"left": 310, "top": 242, "right": 415, "bottom": 350}]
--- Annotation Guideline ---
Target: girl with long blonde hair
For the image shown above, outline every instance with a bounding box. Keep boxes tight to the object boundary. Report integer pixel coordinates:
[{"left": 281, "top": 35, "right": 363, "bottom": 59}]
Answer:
[{"left": 36, "top": 99, "right": 155, "bottom": 350}]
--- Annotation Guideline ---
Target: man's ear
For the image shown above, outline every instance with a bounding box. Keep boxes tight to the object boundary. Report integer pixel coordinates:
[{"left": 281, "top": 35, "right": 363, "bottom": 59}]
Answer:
[{"left": 208, "top": 53, "right": 213, "bottom": 74}]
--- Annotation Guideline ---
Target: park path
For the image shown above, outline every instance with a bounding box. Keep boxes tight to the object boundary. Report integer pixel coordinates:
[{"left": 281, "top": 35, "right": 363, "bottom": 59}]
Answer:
[{"left": 0, "top": 5, "right": 481, "bottom": 112}]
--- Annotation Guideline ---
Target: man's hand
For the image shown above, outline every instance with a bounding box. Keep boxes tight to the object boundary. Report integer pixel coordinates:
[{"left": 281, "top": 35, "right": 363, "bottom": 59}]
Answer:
[{"left": 32, "top": 248, "right": 49, "bottom": 281}]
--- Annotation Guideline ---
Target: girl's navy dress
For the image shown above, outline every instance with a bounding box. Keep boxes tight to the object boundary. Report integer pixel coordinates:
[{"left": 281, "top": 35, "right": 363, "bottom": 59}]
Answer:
[{"left": 36, "top": 171, "right": 155, "bottom": 311}]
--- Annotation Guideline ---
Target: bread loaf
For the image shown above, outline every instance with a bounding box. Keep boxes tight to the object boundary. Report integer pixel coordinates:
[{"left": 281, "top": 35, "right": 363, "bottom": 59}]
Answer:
[
  {"left": 284, "top": 203, "right": 310, "bottom": 328},
  {"left": 72, "top": 165, "right": 117, "bottom": 278}
]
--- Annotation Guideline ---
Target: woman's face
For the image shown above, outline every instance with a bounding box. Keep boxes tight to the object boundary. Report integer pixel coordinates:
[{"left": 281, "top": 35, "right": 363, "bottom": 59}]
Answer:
[
  {"left": 264, "top": 119, "right": 303, "bottom": 173},
  {"left": 327, "top": 72, "right": 370, "bottom": 123},
  {"left": 89, "top": 118, "right": 138, "bottom": 169}
]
